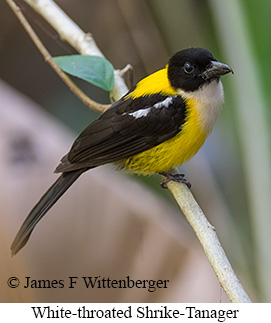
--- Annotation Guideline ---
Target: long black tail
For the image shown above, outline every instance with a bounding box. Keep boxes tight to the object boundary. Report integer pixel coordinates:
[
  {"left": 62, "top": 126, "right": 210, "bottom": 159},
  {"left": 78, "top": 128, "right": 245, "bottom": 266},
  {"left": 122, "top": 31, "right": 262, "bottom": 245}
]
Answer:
[{"left": 11, "top": 168, "right": 88, "bottom": 256}]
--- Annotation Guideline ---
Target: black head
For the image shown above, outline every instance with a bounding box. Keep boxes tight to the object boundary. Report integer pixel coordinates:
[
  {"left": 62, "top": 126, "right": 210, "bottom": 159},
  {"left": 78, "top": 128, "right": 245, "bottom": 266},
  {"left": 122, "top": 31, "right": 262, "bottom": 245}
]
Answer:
[{"left": 167, "top": 48, "right": 232, "bottom": 92}]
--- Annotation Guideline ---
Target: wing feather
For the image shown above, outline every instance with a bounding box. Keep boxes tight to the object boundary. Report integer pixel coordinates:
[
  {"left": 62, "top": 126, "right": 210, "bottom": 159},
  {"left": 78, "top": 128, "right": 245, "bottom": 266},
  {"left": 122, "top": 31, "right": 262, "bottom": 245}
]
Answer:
[{"left": 55, "top": 93, "right": 186, "bottom": 172}]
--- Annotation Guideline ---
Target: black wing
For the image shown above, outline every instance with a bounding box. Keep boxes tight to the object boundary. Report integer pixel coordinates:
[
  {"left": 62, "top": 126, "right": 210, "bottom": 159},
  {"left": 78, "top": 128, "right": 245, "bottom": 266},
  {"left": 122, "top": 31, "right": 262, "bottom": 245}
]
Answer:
[{"left": 55, "top": 93, "right": 187, "bottom": 172}]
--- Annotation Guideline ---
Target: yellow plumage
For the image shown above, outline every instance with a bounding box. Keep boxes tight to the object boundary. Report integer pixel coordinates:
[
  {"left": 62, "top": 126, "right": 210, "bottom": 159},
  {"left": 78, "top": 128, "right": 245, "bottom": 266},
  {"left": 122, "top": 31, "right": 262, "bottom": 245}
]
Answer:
[{"left": 126, "top": 65, "right": 178, "bottom": 98}]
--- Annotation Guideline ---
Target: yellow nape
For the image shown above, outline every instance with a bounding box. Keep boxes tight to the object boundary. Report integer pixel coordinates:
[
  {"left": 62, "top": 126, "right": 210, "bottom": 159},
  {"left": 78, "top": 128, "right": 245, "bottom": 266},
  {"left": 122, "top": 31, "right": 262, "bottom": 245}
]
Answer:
[
  {"left": 120, "top": 99, "right": 209, "bottom": 175},
  {"left": 126, "top": 65, "right": 178, "bottom": 98}
]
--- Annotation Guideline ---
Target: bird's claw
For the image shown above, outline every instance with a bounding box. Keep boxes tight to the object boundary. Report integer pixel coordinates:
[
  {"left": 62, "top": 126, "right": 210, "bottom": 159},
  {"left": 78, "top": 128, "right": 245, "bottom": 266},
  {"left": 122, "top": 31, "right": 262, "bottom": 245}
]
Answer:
[{"left": 159, "top": 172, "right": 191, "bottom": 189}]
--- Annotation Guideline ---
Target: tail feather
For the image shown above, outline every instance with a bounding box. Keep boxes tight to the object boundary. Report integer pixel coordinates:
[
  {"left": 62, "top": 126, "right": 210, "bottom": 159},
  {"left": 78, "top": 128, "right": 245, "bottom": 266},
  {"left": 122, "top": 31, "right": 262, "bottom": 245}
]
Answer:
[{"left": 11, "top": 168, "right": 88, "bottom": 256}]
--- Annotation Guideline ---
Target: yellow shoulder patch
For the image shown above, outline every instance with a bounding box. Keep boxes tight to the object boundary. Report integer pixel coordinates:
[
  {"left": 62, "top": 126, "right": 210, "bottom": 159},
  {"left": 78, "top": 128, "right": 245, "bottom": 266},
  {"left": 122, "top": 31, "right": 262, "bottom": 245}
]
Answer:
[{"left": 126, "top": 66, "right": 178, "bottom": 99}]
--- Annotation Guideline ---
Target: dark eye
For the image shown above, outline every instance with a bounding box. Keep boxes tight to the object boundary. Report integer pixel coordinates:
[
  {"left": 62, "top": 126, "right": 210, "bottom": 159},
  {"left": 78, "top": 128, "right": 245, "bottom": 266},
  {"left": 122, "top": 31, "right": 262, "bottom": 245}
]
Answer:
[{"left": 184, "top": 62, "right": 194, "bottom": 74}]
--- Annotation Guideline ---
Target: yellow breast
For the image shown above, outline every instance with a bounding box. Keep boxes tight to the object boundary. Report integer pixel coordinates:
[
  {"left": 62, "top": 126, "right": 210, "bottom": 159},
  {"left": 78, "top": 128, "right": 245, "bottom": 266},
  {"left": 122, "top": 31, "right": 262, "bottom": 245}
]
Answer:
[{"left": 121, "top": 98, "right": 209, "bottom": 175}]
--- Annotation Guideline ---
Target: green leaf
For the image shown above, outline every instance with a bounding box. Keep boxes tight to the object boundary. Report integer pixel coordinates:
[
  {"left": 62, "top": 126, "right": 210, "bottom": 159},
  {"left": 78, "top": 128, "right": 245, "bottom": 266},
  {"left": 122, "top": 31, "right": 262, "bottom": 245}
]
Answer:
[{"left": 53, "top": 55, "right": 114, "bottom": 91}]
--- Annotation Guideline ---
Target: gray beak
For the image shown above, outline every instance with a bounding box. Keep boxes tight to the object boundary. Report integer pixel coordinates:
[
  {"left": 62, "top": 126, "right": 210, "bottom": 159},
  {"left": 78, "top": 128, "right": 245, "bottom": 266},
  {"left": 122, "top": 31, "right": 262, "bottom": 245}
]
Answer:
[{"left": 201, "top": 61, "right": 233, "bottom": 80}]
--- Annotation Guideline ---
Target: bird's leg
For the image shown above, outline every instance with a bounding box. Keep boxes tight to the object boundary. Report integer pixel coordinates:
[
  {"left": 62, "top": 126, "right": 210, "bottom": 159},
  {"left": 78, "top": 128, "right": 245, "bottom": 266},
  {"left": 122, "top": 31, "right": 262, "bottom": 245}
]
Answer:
[{"left": 159, "top": 172, "right": 191, "bottom": 189}]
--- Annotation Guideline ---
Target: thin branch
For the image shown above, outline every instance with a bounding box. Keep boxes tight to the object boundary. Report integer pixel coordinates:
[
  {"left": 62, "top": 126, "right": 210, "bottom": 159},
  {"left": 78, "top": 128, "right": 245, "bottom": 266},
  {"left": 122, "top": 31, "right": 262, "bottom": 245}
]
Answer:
[
  {"left": 119, "top": 64, "right": 134, "bottom": 89},
  {"left": 7, "top": 0, "right": 252, "bottom": 302},
  {"left": 23, "top": 0, "right": 129, "bottom": 101},
  {"left": 167, "top": 178, "right": 251, "bottom": 302},
  {"left": 5, "top": 0, "right": 110, "bottom": 113}
]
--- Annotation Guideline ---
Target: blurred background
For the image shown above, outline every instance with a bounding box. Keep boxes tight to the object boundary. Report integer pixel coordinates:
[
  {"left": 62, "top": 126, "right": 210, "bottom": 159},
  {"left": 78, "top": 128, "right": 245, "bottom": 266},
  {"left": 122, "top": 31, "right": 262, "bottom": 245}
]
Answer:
[{"left": 0, "top": 0, "right": 270, "bottom": 302}]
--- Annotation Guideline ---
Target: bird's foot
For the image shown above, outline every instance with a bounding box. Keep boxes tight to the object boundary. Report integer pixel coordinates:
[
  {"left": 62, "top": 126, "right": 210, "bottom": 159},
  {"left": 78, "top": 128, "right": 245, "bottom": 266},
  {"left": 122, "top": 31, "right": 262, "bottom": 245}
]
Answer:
[{"left": 159, "top": 172, "right": 191, "bottom": 189}]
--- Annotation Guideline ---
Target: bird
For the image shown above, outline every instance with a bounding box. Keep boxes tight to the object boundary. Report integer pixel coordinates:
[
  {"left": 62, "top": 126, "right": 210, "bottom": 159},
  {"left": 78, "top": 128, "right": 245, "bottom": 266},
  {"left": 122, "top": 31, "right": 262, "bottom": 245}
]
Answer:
[{"left": 11, "top": 47, "right": 233, "bottom": 255}]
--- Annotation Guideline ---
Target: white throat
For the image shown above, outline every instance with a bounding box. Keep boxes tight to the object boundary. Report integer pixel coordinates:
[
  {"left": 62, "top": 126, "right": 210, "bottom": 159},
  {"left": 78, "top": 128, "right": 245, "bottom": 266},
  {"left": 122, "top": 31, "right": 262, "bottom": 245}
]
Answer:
[{"left": 178, "top": 80, "right": 224, "bottom": 133}]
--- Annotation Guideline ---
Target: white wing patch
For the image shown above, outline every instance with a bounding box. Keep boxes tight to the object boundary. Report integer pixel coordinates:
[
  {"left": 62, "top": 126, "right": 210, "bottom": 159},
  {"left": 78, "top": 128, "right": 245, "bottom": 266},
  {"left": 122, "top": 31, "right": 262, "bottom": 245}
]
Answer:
[
  {"left": 153, "top": 96, "right": 174, "bottom": 109},
  {"left": 127, "top": 96, "right": 175, "bottom": 119},
  {"left": 129, "top": 108, "right": 151, "bottom": 119}
]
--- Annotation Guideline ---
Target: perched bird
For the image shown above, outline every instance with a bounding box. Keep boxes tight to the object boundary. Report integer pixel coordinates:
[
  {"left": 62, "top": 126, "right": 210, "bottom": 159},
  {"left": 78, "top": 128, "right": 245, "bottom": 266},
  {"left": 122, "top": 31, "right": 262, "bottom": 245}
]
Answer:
[{"left": 11, "top": 48, "right": 232, "bottom": 255}]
